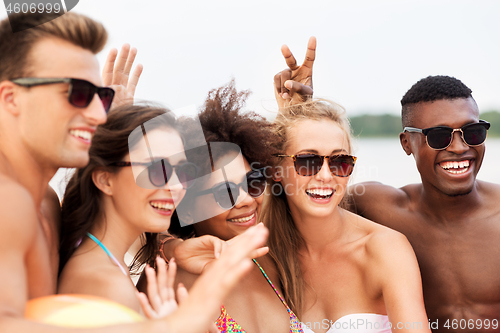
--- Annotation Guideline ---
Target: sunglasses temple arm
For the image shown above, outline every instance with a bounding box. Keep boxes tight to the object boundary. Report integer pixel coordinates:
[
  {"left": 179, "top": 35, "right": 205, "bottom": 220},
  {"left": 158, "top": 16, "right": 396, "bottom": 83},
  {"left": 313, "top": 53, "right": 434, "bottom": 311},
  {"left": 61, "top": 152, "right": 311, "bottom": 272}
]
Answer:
[
  {"left": 140, "top": 124, "right": 155, "bottom": 163},
  {"left": 221, "top": 167, "right": 236, "bottom": 207}
]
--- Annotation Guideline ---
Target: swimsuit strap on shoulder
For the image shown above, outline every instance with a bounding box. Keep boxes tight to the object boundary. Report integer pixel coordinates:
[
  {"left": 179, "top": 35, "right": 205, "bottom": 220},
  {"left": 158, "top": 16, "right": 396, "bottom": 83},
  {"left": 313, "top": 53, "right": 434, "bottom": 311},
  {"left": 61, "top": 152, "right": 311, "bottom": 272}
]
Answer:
[
  {"left": 87, "top": 232, "right": 128, "bottom": 276},
  {"left": 252, "top": 259, "right": 303, "bottom": 333}
]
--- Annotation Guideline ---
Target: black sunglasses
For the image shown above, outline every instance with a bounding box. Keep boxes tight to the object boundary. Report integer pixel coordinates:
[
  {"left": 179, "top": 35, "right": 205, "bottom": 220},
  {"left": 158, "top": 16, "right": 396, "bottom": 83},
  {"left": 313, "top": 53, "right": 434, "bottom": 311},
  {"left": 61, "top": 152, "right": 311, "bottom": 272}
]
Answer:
[
  {"left": 195, "top": 168, "right": 267, "bottom": 210},
  {"left": 404, "top": 120, "right": 490, "bottom": 150},
  {"left": 10, "top": 77, "right": 115, "bottom": 113},
  {"left": 109, "top": 160, "right": 199, "bottom": 189},
  {"left": 276, "top": 153, "right": 357, "bottom": 177}
]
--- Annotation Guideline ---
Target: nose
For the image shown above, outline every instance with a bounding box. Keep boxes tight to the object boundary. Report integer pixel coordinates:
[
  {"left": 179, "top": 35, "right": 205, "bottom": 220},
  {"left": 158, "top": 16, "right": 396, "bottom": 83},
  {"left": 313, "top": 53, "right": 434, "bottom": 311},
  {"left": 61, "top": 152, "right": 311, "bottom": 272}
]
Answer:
[
  {"left": 234, "top": 185, "right": 254, "bottom": 208},
  {"left": 314, "top": 157, "right": 333, "bottom": 182},
  {"left": 162, "top": 170, "right": 185, "bottom": 201},
  {"left": 83, "top": 94, "right": 107, "bottom": 125},
  {"left": 446, "top": 129, "right": 469, "bottom": 154}
]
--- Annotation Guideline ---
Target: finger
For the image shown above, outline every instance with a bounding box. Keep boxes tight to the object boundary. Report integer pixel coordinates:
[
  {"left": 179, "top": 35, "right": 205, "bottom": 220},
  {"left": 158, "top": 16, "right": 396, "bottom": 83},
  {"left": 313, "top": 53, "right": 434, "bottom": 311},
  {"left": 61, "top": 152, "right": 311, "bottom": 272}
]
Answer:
[
  {"left": 302, "top": 36, "right": 317, "bottom": 69},
  {"left": 102, "top": 48, "right": 118, "bottom": 87},
  {"left": 156, "top": 256, "right": 168, "bottom": 302},
  {"left": 166, "top": 257, "right": 177, "bottom": 300},
  {"left": 218, "top": 240, "right": 228, "bottom": 258},
  {"left": 284, "top": 80, "right": 313, "bottom": 97},
  {"left": 273, "top": 72, "right": 283, "bottom": 98},
  {"left": 122, "top": 47, "right": 138, "bottom": 78},
  {"left": 213, "top": 239, "right": 223, "bottom": 259},
  {"left": 280, "top": 69, "right": 292, "bottom": 98},
  {"left": 145, "top": 265, "right": 162, "bottom": 310},
  {"left": 127, "top": 63, "right": 143, "bottom": 98},
  {"left": 137, "top": 292, "right": 157, "bottom": 319},
  {"left": 176, "top": 283, "right": 189, "bottom": 304},
  {"left": 211, "top": 225, "right": 268, "bottom": 293},
  {"left": 112, "top": 43, "right": 131, "bottom": 86},
  {"left": 250, "top": 246, "right": 269, "bottom": 259},
  {"left": 281, "top": 44, "right": 298, "bottom": 70}
]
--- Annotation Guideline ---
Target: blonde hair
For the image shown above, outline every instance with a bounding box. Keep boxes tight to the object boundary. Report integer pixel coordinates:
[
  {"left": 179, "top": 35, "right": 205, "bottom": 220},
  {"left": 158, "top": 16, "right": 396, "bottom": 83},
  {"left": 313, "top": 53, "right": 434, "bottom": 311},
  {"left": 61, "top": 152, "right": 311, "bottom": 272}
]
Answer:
[
  {"left": 0, "top": 12, "right": 107, "bottom": 81},
  {"left": 261, "top": 99, "right": 353, "bottom": 318}
]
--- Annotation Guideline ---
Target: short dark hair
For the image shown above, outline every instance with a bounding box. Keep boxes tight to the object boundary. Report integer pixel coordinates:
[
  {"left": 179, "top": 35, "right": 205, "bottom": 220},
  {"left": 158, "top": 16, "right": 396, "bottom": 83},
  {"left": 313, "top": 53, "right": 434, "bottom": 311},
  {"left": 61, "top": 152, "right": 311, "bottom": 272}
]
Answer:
[
  {"left": 0, "top": 12, "right": 107, "bottom": 81},
  {"left": 401, "top": 75, "right": 473, "bottom": 127}
]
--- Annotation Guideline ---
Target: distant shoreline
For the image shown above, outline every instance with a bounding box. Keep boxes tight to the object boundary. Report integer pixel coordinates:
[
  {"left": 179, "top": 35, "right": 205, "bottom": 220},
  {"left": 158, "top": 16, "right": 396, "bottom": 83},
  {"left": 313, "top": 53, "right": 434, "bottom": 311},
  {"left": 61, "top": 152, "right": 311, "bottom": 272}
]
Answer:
[{"left": 350, "top": 111, "right": 500, "bottom": 137}]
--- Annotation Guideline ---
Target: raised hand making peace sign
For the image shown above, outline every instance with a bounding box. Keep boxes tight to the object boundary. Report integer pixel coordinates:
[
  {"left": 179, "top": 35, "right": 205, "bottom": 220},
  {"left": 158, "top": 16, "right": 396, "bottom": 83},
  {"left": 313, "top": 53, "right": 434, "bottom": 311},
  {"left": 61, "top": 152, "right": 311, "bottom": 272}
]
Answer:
[{"left": 274, "top": 36, "right": 316, "bottom": 109}]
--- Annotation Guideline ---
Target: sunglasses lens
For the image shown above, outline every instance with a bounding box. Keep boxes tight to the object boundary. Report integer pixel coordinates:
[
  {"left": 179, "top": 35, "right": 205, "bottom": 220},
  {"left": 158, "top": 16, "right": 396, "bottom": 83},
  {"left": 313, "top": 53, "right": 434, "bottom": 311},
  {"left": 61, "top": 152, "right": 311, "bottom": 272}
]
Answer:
[
  {"left": 98, "top": 88, "right": 115, "bottom": 112},
  {"left": 247, "top": 170, "right": 267, "bottom": 198},
  {"left": 69, "top": 79, "right": 94, "bottom": 108},
  {"left": 294, "top": 154, "right": 323, "bottom": 176},
  {"left": 329, "top": 155, "right": 355, "bottom": 177},
  {"left": 213, "top": 183, "right": 239, "bottom": 209},
  {"left": 463, "top": 124, "right": 487, "bottom": 146},
  {"left": 148, "top": 160, "right": 173, "bottom": 187},
  {"left": 176, "top": 163, "right": 199, "bottom": 189},
  {"left": 426, "top": 128, "right": 453, "bottom": 149}
]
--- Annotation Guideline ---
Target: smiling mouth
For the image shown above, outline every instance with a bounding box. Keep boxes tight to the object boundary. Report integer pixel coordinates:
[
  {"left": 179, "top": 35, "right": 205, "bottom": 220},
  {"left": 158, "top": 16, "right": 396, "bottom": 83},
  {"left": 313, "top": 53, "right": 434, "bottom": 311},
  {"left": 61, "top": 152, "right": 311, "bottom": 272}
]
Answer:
[
  {"left": 439, "top": 159, "right": 472, "bottom": 174},
  {"left": 227, "top": 212, "right": 255, "bottom": 223},
  {"left": 306, "top": 188, "right": 334, "bottom": 199},
  {"left": 150, "top": 201, "right": 174, "bottom": 211},
  {"left": 69, "top": 129, "right": 92, "bottom": 142}
]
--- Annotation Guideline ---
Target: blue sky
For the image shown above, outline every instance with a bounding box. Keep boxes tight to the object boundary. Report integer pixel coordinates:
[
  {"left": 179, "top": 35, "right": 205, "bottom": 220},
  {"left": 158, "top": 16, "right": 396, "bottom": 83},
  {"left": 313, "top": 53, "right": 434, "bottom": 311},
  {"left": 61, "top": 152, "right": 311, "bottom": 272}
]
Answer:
[{"left": 2, "top": 0, "right": 499, "bottom": 118}]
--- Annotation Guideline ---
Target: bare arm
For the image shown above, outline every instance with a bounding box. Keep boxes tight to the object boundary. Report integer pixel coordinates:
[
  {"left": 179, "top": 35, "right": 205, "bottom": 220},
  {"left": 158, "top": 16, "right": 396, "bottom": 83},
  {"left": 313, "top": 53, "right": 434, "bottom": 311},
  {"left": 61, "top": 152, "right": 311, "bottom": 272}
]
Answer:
[
  {"left": 159, "top": 231, "right": 268, "bottom": 275},
  {"left": 348, "top": 181, "right": 408, "bottom": 221},
  {"left": 367, "top": 230, "right": 430, "bottom": 332}
]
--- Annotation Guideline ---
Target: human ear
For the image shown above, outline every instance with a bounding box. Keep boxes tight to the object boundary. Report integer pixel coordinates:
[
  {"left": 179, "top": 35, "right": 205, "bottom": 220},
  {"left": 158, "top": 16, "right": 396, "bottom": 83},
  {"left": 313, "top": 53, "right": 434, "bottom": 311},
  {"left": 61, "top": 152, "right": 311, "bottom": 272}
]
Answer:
[
  {"left": 92, "top": 169, "right": 114, "bottom": 196},
  {"left": 272, "top": 166, "right": 283, "bottom": 182},
  {"left": 399, "top": 132, "right": 413, "bottom": 156},
  {"left": 0, "top": 81, "right": 20, "bottom": 116}
]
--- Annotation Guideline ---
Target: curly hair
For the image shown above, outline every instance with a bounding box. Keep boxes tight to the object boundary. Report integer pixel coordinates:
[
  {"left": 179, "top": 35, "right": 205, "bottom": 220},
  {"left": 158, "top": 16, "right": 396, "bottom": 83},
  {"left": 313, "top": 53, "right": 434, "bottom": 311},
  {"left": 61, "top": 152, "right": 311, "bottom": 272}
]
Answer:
[
  {"left": 401, "top": 75, "right": 474, "bottom": 127},
  {"left": 168, "top": 81, "right": 280, "bottom": 239}
]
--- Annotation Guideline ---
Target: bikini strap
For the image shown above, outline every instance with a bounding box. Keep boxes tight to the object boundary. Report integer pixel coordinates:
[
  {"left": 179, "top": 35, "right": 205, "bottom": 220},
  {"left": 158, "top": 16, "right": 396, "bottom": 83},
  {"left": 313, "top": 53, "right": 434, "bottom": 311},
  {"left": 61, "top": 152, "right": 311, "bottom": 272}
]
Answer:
[
  {"left": 252, "top": 258, "right": 291, "bottom": 311},
  {"left": 87, "top": 232, "right": 128, "bottom": 276}
]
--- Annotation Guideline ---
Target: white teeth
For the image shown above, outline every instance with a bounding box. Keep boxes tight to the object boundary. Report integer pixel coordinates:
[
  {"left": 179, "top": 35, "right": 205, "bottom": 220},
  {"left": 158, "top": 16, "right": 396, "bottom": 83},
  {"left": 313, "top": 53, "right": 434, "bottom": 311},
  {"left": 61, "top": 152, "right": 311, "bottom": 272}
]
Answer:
[
  {"left": 306, "top": 188, "right": 334, "bottom": 197},
  {"left": 150, "top": 201, "right": 174, "bottom": 211},
  {"left": 440, "top": 160, "right": 470, "bottom": 171},
  {"left": 70, "top": 129, "right": 92, "bottom": 141},
  {"left": 228, "top": 212, "right": 255, "bottom": 223},
  {"left": 447, "top": 168, "right": 468, "bottom": 174}
]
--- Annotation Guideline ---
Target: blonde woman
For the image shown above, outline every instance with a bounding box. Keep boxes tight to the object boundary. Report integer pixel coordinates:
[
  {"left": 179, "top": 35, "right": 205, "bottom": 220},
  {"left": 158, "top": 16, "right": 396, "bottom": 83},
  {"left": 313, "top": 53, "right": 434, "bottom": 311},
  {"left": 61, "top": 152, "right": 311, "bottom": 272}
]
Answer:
[{"left": 266, "top": 39, "right": 430, "bottom": 333}]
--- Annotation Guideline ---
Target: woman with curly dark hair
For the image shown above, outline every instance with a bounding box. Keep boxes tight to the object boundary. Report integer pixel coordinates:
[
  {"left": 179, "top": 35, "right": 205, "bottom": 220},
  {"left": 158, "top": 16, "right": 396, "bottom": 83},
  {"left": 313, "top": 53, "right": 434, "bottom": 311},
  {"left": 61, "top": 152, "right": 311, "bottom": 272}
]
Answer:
[{"left": 155, "top": 82, "right": 303, "bottom": 333}]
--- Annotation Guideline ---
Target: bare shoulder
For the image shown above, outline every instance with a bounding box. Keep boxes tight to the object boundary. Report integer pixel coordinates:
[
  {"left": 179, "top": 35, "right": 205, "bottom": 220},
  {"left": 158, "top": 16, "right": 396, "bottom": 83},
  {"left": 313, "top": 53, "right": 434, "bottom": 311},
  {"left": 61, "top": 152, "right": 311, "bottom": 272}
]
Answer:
[
  {"left": 477, "top": 180, "right": 500, "bottom": 198},
  {"left": 343, "top": 210, "right": 412, "bottom": 256},
  {"left": 0, "top": 176, "right": 38, "bottom": 242},
  {"left": 59, "top": 258, "right": 138, "bottom": 310},
  {"left": 359, "top": 217, "right": 425, "bottom": 302},
  {"left": 364, "top": 222, "right": 413, "bottom": 260}
]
